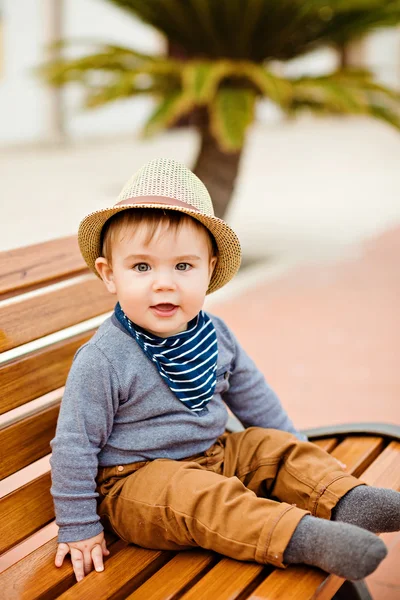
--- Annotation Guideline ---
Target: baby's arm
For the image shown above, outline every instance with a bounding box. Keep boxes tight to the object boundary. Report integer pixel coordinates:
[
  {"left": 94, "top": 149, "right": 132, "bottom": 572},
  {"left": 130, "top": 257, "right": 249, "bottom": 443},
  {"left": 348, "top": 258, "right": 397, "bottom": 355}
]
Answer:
[
  {"left": 55, "top": 531, "right": 110, "bottom": 582},
  {"left": 50, "top": 344, "right": 120, "bottom": 562}
]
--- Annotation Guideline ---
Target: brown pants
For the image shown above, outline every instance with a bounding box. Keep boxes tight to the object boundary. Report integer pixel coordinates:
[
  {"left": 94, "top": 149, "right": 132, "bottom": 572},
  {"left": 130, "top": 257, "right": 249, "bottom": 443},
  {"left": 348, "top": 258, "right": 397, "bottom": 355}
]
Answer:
[{"left": 96, "top": 427, "right": 362, "bottom": 568}]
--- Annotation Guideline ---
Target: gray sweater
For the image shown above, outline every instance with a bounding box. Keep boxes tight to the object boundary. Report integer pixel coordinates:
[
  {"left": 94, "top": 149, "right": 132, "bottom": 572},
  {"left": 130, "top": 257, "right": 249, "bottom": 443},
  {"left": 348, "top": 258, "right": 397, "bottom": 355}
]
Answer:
[{"left": 50, "top": 313, "right": 304, "bottom": 543}]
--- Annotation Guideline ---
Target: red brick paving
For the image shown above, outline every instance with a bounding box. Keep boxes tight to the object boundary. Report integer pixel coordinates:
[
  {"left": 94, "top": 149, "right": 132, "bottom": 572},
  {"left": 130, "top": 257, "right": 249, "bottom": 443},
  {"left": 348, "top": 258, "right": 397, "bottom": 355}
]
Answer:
[{"left": 212, "top": 226, "right": 400, "bottom": 430}]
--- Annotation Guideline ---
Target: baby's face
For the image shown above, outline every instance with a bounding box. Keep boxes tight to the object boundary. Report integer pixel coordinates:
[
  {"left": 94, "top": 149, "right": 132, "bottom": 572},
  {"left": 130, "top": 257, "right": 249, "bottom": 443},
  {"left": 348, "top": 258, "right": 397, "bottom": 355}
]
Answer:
[{"left": 99, "top": 219, "right": 216, "bottom": 337}]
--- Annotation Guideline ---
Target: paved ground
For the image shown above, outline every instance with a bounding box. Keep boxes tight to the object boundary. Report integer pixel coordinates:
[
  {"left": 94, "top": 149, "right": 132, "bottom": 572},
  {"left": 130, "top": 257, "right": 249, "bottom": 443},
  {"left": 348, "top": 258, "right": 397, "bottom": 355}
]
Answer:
[{"left": 209, "top": 225, "right": 400, "bottom": 431}]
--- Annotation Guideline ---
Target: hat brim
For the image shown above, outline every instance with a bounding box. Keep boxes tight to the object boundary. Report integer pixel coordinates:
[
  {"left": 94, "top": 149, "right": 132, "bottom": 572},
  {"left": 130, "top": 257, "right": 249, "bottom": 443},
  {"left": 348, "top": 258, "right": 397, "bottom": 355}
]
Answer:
[{"left": 78, "top": 203, "right": 241, "bottom": 294}]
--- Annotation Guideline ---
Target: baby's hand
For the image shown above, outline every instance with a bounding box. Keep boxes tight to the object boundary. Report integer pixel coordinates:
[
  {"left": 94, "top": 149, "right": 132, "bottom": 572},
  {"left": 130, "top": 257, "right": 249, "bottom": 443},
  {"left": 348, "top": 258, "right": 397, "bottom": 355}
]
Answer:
[{"left": 55, "top": 531, "right": 110, "bottom": 582}]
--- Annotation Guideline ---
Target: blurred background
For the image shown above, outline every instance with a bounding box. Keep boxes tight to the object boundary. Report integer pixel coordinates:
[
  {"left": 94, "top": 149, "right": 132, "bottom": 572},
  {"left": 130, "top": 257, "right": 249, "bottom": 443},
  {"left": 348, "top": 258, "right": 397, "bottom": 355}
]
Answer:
[{"left": 0, "top": 2, "right": 399, "bottom": 595}]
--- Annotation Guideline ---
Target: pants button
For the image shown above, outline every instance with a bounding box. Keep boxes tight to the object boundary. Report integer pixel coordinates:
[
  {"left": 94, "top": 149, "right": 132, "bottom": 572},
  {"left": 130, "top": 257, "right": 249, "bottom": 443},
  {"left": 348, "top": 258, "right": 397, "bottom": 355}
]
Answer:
[{"left": 117, "top": 465, "right": 124, "bottom": 472}]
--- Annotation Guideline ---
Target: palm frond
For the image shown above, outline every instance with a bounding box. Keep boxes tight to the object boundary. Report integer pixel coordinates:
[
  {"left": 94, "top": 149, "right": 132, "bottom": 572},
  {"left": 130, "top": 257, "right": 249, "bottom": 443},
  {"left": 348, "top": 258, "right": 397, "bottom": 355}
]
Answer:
[
  {"left": 209, "top": 87, "right": 256, "bottom": 152},
  {"left": 83, "top": 73, "right": 177, "bottom": 108},
  {"left": 142, "top": 90, "right": 195, "bottom": 136},
  {"left": 39, "top": 41, "right": 181, "bottom": 88},
  {"left": 182, "top": 60, "right": 231, "bottom": 103},
  {"left": 287, "top": 68, "right": 400, "bottom": 129},
  {"left": 368, "top": 104, "right": 400, "bottom": 129},
  {"left": 238, "top": 63, "right": 293, "bottom": 108},
  {"left": 107, "top": 0, "right": 400, "bottom": 61}
]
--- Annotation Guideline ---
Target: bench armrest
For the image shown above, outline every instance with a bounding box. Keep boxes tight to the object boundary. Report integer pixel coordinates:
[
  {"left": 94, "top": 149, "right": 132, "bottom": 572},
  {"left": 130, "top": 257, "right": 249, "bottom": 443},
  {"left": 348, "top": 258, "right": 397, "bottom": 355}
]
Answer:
[{"left": 226, "top": 414, "right": 400, "bottom": 442}]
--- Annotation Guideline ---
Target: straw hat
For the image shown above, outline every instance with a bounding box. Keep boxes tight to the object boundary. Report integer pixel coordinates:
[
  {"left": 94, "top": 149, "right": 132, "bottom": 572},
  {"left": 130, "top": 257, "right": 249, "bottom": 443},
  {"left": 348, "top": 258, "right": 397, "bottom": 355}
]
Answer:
[{"left": 78, "top": 158, "right": 241, "bottom": 294}]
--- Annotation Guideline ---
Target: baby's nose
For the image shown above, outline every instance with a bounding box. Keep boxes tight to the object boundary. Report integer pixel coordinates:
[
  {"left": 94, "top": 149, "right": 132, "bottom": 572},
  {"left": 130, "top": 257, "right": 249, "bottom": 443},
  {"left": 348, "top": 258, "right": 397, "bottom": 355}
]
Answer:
[{"left": 153, "top": 271, "right": 176, "bottom": 290}]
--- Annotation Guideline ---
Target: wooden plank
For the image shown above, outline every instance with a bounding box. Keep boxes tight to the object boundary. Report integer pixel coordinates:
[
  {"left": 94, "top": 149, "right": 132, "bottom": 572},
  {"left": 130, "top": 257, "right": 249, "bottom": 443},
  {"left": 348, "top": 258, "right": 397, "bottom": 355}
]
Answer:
[
  {"left": 0, "top": 331, "right": 94, "bottom": 414},
  {"left": 0, "top": 472, "right": 54, "bottom": 554},
  {"left": 330, "top": 436, "right": 385, "bottom": 478},
  {"left": 247, "top": 565, "right": 335, "bottom": 600},
  {"left": 359, "top": 441, "right": 400, "bottom": 489},
  {"left": 332, "top": 436, "right": 384, "bottom": 470},
  {"left": 0, "top": 277, "right": 114, "bottom": 352},
  {"left": 0, "top": 532, "right": 120, "bottom": 600},
  {"left": 57, "top": 546, "right": 173, "bottom": 600},
  {"left": 312, "top": 438, "right": 338, "bottom": 453},
  {"left": 0, "top": 236, "right": 87, "bottom": 299},
  {"left": 311, "top": 574, "right": 346, "bottom": 600},
  {"left": 179, "top": 557, "right": 266, "bottom": 600},
  {"left": 126, "top": 550, "right": 217, "bottom": 600},
  {"left": 0, "top": 404, "right": 59, "bottom": 479}
]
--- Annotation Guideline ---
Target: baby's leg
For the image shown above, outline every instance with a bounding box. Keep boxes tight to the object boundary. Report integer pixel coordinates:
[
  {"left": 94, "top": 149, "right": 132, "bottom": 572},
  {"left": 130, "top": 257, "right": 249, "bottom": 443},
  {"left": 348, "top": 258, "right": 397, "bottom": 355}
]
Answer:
[
  {"left": 97, "top": 454, "right": 387, "bottom": 580},
  {"left": 224, "top": 427, "right": 400, "bottom": 533},
  {"left": 223, "top": 426, "right": 362, "bottom": 519},
  {"left": 223, "top": 427, "right": 395, "bottom": 579},
  {"left": 97, "top": 457, "right": 310, "bottom": 564}
]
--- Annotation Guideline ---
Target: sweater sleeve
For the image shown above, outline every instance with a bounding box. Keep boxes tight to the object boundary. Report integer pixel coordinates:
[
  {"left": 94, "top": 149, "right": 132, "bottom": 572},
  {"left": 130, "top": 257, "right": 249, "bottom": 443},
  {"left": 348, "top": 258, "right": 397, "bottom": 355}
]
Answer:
[
  {"left": 220, "top": 321, "right": 307, "bottom": 441},
  {"left": 50, "top": 343, "right": 120, "bottom": 543}
]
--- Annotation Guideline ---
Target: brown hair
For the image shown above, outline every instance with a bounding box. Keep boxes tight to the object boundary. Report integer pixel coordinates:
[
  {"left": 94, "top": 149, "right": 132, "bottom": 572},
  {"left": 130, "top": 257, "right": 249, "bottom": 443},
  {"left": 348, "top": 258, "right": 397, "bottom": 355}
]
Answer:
[{"left": 100, "top": 208, "right": 218, "bottom": 265}]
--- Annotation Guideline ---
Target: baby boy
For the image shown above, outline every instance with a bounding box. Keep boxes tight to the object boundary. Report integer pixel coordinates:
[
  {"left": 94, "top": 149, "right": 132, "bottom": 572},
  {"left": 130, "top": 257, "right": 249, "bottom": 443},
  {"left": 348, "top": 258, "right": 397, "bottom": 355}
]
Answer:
[{"left": 50, "top": 158, "right": 400, "bottom": 583}]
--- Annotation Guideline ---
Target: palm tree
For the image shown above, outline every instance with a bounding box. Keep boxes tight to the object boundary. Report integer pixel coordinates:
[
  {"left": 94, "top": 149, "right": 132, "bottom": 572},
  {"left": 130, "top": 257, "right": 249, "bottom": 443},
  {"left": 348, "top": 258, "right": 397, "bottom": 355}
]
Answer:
[{"left": 42, "top": 0, "right": 400, "bottom": 217}]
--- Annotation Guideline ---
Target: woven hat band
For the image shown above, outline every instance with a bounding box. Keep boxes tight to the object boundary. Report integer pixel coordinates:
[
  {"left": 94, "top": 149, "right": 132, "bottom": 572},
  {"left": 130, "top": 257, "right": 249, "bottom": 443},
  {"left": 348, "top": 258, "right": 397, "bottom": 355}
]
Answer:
[{"left": 115, "top": 196, "right": 201, "bottom": 212}]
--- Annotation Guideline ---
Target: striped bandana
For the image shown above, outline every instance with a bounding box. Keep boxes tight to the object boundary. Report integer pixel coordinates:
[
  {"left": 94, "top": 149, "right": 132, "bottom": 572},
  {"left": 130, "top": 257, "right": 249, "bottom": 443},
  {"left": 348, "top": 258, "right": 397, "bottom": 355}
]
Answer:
[{"left": 114, "top": 303, "right": 218, "bottom": 412}]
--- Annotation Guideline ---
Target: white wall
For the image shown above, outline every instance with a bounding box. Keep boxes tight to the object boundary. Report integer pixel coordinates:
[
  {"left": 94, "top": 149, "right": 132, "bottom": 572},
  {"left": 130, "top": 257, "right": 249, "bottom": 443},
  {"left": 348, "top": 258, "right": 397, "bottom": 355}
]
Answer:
[
  {"left": 0, "top": 0, "right": 47, "bottom": 143},
  {"left": 0, "top": 0, "right": 163, "bottom": 144},
  {"left": 366, "top": 27, "right": 400, "bottom": 88}
]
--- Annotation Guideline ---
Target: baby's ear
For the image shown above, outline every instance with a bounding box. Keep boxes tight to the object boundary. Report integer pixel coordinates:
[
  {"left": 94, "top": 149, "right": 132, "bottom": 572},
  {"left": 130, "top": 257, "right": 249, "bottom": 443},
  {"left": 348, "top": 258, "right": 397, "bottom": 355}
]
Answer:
[
  {"left": 209, "top": 255, "right": 218, "bottom": 278},
  {"left": 95, "top": 257, "right": 116, "bottom": 294}
]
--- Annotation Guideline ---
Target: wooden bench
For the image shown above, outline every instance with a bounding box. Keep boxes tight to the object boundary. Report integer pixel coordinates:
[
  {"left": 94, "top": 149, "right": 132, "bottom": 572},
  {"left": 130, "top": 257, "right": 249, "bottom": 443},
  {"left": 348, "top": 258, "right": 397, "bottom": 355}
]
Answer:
[{"left": 1, "top": 236, "right": 399, "bottom": 600}]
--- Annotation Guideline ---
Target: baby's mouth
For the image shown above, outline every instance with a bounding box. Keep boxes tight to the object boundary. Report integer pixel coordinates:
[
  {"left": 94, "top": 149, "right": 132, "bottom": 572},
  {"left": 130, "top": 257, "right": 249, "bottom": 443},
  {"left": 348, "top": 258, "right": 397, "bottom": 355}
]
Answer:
[
  {"left": 152, "top": 303, "right": 177, "bottom": 311},
  {"left": 150, "top": 303, "right": 179, "bottom": 316}
]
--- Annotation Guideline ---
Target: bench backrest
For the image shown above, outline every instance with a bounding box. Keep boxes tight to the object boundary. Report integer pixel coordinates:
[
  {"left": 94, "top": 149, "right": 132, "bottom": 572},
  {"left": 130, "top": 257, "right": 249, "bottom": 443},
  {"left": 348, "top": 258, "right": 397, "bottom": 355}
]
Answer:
[{"left": 0, "top": 236, "right": 114, "bottom": 558}]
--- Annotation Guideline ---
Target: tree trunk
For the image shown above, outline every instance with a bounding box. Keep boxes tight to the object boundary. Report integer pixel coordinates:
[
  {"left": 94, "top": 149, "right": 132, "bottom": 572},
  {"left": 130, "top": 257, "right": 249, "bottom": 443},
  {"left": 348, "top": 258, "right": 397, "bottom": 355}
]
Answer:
[
  {"left": 192, "top": 128, "right": 242, "bottom": 219},
  {"left": 338, "top": 40, "right": 366, "bottom": 70}
]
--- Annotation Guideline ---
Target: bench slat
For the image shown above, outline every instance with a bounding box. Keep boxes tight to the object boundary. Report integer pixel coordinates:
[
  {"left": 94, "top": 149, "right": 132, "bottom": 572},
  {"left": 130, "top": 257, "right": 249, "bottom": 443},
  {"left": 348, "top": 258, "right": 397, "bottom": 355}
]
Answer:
[
  {"left": 360, "top": 441, "right": 400, "bottom": 489},
  {"left": 179, "top": 558, "right": 267, "bottom": 600},
  {"left": 312, "top": 438, "right": 338, "bottom": 453},
  {"left": 0, "top": 331, "right": 94, "bottom": 414},
  {"left": 0, "top": 277, "right": 113, "bottom": 353},
  {"left": 0, "top": 472, "right": 54, "bottom": 554},
  {"left": 0, "top": 236, "right": 87, "bottom": 299},
  {"left": 0, "top": 404, "right": 59, "bottom": 479},
  {"left": 0, "top": 533, "right": 120, "bottom": 599},
  {"left": 57, "top": 545, "right": 173, "bottom": 600},
  {"left": 126, "top": 551, "right": 218, "bottom": 600},
  {"left": 248, "top": 564, "right": 334, "bottom": 600},
  {"left": 331, "top": 436, "right": 385, "bottom": 478}
]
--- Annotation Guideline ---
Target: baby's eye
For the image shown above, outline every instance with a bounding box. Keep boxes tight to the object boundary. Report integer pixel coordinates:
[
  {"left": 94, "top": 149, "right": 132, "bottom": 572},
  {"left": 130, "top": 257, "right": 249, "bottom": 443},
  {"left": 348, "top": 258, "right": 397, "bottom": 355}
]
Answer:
[
  {"left": 133, "top": 263, "right": 151, "bottom": 272},
  {"left": 176, "top": 263, "right": 191, "bottom": 271}
]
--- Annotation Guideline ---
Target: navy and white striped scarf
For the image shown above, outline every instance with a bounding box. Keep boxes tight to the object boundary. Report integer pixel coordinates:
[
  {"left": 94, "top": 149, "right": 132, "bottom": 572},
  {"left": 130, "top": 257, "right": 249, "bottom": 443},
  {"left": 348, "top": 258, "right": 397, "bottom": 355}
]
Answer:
[{"left": 114, "top": 303, "right": 218, "bottom": 412}]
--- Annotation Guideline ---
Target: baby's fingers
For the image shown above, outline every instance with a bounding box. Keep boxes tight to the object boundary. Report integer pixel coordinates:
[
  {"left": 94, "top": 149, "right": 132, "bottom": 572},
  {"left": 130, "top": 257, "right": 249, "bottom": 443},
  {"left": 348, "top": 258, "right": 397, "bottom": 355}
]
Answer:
[
  {"left": 92, "top": 544, "right": 105, "bottom": 573},
  {"left": 55, "top": 543, "right": 70, "bottom": 567},
  {"left": 70, "top": 548, "right": 85, "bottom": 582},
  {"left": 101, "top": 538, "right": 110, "bottom": 556}
]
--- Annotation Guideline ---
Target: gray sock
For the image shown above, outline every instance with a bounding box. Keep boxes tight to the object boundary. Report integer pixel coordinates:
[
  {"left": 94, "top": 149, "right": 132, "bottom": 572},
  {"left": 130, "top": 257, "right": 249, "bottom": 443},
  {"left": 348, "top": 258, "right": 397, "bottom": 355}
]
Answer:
[
  {"left": 284, "top": 515, "right": 387, "bottom": 580},
  {"left": 332, "top": 486, "right": 400, "bottom": 533}
]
